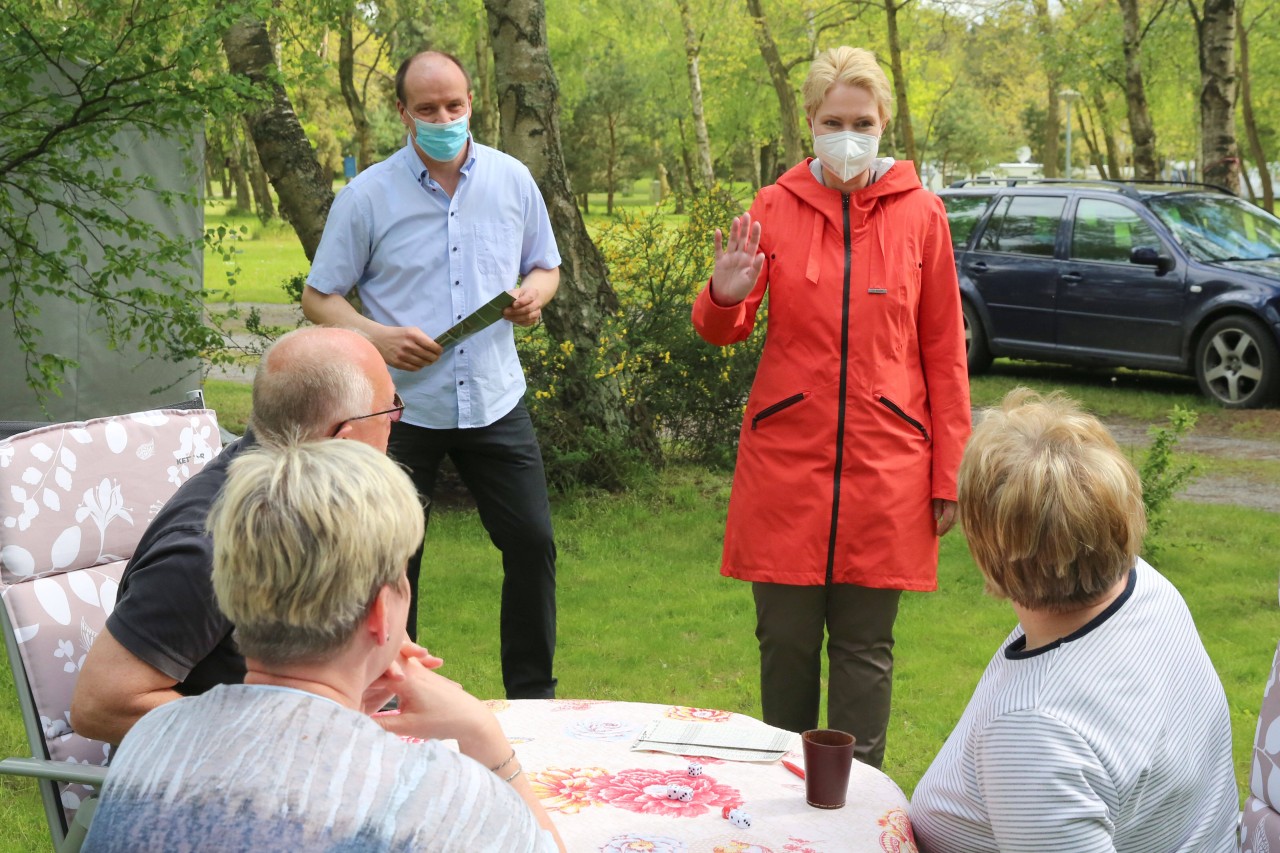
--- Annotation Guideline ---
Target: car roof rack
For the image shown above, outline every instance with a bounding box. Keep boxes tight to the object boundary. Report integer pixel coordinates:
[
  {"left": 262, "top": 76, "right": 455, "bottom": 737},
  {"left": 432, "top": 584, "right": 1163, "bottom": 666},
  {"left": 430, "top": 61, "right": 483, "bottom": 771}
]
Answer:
[{"left": 947, "top": 177, "right": 1234, "bottom": 201}]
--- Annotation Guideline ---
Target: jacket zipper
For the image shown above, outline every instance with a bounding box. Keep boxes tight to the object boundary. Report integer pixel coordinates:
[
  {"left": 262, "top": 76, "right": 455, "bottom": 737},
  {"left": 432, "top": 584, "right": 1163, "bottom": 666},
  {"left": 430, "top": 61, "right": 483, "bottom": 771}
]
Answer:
[
  {"left": 826, "top": 193, "right": 852, "bottom": 586},
  {"left": 878, "top": 396, "right": 930, "bottom": 441},
  {"left": 751, "top": 393, "right": 806, "bottom": 429}
]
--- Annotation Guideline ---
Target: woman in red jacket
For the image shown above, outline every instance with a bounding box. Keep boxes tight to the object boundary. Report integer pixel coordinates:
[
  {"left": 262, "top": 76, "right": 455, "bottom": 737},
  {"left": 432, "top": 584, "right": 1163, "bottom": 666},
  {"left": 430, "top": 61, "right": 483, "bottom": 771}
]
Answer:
[{"left": 692, "top": 46, "right": 970, "bottom": 769}]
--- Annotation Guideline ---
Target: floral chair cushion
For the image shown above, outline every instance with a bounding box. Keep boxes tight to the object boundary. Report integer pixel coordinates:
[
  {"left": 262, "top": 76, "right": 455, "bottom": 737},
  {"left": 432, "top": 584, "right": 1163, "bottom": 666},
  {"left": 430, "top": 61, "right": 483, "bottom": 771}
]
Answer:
[
  {"left": 0, "top": 408, "right": 221, "bottom": 830},
  {"left": 1242, "top": 794, "right": 1280, "bottom": 853},
  {"left": 1244, "top": 641, "right": 1280, "bottom": 853},
  {"left": 2, "top": 564, "right": 124, "bottom": 818},
  {"left": 0, "top": 410, "right": 220, "bottom": 584}
]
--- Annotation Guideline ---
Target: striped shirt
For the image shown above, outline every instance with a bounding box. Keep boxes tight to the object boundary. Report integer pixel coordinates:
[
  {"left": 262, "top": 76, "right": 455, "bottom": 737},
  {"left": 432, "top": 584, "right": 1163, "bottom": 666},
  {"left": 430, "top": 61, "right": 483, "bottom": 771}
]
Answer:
[
  {"left": 83, "top": 684, "right": 556, "bottom": 853},
  {"left": 910, "top": 559, "right": 1237, "bottom": 853}
]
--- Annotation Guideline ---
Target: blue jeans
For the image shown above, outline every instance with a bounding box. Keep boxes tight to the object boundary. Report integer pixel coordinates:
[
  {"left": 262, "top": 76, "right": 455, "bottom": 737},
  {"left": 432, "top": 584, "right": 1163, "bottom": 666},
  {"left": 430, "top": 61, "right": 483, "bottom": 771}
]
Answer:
[{"left": 389, "top": 400, "right": 557, "bottom": 699}]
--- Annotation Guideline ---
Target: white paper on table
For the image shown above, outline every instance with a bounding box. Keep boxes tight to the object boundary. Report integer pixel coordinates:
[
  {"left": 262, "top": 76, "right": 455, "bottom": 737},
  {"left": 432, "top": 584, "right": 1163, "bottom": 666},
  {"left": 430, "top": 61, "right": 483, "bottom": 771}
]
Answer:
[{"left": 630, "top": 719, "right": 798, "bottom": 762}]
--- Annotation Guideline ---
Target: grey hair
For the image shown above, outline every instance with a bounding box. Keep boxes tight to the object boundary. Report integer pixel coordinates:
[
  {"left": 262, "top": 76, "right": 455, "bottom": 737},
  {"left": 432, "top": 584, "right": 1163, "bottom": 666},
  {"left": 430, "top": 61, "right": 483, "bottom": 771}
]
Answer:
[
  {"left": 209, "top": 441, "right": 424, "bottom": 665},
  {"left": 249, "top": 329, "right": 374, "bottom": 443}
]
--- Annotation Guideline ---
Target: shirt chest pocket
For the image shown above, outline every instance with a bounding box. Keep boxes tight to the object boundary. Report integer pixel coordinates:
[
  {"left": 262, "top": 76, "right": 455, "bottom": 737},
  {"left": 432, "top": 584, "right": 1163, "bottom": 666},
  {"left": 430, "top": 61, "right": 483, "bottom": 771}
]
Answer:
[{"left": 473, "top": 222, "right": 521, "bottom": 283}]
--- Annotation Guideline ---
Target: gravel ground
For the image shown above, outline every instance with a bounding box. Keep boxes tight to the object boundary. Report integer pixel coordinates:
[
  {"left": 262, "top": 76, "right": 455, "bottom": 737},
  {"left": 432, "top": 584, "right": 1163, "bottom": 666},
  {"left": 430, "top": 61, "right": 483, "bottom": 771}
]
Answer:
[
  {"left": 205, "top": 302, "right": 306, "bottom": 382},
  {"left": 204, "top": 304, "right": 1280, "bottom": 513},
  {"left": 1104, "top": 418, "right": 1280, "bottom": 514}
]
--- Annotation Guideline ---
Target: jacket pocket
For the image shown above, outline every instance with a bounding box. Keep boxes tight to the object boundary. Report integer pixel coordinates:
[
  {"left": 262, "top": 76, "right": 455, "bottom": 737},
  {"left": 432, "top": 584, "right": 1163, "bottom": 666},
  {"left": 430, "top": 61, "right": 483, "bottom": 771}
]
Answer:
[
  {"left": 751, "top": 392, "right": 807, "bottom": 430},
  {"left": 878, "top": 395, "right": 929, "bottom": 441}
]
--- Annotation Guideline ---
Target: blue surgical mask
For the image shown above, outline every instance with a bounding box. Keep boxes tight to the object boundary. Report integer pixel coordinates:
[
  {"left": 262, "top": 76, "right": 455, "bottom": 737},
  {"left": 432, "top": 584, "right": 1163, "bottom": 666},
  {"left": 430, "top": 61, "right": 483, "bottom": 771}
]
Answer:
[{"left": 412, "top": 112, "right": 470, "bottom": 162}]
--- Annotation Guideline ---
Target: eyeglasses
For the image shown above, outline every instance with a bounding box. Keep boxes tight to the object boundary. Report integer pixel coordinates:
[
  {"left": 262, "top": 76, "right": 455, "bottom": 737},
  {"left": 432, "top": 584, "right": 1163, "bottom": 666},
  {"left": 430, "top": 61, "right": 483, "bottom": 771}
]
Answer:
[{"left": 331, "top": 392, "right": 405, "bottom": 437}]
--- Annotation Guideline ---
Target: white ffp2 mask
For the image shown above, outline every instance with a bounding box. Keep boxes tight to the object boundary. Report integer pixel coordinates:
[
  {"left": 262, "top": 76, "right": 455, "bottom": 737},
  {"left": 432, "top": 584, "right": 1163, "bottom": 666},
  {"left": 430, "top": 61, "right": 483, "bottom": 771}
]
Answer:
[{"left": 813, "top": 130, "right": 879, "bottom": 183}]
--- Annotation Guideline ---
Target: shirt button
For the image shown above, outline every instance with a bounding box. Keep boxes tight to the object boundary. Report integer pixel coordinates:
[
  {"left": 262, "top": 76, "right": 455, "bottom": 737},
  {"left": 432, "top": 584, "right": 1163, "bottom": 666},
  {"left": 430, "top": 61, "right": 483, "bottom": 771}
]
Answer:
[
  {"left": 454, "top": 281, "right": 460, "bottom": 286},
  {"left": 458, "top": 380, "right": 465, "bottom": 385},
  {"left": 457, "top": 314, "right": 462, "bottom": 319},
  {"left": 452, "top": 246, "right": 458, "bottom": 252}
]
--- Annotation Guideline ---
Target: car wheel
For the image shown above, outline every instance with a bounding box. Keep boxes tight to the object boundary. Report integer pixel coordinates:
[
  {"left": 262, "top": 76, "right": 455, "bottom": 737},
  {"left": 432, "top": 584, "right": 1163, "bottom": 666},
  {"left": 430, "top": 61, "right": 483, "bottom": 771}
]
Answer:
[
  {"left": 1195, "top": 315, "right": 1280, "bottom": 409},
  {"left": 962, "top": 300, "right": 993, "bottom": 374}
]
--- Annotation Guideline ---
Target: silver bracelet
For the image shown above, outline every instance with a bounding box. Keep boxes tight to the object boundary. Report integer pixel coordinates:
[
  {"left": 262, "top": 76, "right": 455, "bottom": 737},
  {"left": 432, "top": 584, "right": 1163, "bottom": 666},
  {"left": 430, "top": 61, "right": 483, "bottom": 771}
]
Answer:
[
  {"left": 490, "top": 749, "right": 517, "bottom": 775},
  {"left": 502, "top": 762, "right": 523, "bottom": 784}
]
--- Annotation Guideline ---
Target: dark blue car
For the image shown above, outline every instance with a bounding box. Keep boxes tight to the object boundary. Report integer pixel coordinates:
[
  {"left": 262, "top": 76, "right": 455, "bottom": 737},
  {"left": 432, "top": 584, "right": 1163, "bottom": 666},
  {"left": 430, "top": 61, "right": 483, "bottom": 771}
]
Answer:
[{"left": 939, "top": 180, "right": 1280, "bottom": 408}]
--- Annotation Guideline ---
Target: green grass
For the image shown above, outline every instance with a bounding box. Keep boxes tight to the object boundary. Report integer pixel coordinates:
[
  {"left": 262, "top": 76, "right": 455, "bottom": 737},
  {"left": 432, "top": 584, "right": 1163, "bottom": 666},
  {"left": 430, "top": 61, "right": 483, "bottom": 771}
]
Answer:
[
  {"left": 203, "top": 379, "right": 253, "bottom": 435},
  {"left": 970, "top": 359, "right": 1207, "bottom": 421},
  {"left": 204, "top": 199, "right": 308, "bottom": 305}
]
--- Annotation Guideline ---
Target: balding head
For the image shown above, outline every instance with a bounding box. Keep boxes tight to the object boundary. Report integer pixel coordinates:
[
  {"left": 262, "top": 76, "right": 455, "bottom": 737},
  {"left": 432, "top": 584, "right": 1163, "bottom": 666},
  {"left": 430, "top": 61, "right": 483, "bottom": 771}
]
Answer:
[
  {"left": 250, "top": 327, "right": 392, "bottom": 449},
  {"left": 395, "top": 50, "right": 471, "bottom": 105}
]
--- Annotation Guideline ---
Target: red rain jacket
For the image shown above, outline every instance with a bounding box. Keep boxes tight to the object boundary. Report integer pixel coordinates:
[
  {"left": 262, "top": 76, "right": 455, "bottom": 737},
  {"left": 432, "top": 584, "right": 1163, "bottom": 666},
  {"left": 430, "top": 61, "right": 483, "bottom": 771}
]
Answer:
[{"left": 692, "top": 160, "right": 971, "bottom": 590}]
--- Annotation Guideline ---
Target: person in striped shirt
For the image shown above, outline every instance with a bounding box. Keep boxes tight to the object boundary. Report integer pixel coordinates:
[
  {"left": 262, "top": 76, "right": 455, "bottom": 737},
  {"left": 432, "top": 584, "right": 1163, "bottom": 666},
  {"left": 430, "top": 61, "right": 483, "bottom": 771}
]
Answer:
[{"left": 910, "top": 389, "right": 1237, "bottom": 853}]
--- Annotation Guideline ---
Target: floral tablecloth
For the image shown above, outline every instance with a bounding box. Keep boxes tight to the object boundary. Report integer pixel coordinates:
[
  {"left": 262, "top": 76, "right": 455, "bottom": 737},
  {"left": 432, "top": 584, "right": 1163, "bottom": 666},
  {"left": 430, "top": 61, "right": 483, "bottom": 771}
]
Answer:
[{"left": 487, "top": 699, "right": 917, "bottom": 853}]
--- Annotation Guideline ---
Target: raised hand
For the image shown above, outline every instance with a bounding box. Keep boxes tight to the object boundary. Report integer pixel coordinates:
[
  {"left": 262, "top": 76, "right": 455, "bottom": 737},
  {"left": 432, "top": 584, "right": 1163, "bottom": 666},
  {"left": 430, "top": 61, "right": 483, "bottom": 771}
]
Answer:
[{"left": 711, "top": 212, "right": 765, "bottom": 306}]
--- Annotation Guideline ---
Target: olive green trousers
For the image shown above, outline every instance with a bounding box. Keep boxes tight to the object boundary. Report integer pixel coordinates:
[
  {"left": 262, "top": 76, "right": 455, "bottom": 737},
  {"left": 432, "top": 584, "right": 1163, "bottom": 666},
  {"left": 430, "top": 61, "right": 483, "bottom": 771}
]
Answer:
[{"left": 751, "top": 581, "right": 903, "bottom": 770}]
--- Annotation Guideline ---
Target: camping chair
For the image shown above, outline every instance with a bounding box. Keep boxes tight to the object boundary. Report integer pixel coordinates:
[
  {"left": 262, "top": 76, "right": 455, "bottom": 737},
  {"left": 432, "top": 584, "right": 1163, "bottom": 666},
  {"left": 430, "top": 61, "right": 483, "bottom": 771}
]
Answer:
[
  {"left": 1240, "top": 582, "right": 1280, "bottom": 852},
  {"left": 0, "top": 401, "right": 222, "bottom": 853}
]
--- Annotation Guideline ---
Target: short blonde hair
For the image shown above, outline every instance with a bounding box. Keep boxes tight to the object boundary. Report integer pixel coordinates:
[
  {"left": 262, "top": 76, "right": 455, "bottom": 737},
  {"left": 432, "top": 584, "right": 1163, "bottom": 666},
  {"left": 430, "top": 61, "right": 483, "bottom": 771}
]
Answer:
[
  {"left": 958, "top": 388, "right": 1146, "bottom": 612},
  {"left": 802, "top": 46, "right": 893, "bottom": 125},
  {"left": 209, "top": 440, "right": 423, "bottom": 665}
]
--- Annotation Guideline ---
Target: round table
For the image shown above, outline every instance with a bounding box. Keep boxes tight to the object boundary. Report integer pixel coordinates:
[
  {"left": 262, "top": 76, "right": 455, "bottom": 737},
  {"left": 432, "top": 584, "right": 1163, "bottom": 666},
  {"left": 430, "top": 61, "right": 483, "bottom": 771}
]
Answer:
[{"left": 486, "top": 698, "right": 918, "bottom": 852}]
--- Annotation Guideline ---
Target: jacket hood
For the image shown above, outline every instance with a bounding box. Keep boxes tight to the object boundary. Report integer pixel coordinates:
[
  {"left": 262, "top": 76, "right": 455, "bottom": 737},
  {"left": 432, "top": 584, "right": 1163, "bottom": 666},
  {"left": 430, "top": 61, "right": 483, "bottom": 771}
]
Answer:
[{"left": 777, "top": 157, "right": 922, "bottom": 231}]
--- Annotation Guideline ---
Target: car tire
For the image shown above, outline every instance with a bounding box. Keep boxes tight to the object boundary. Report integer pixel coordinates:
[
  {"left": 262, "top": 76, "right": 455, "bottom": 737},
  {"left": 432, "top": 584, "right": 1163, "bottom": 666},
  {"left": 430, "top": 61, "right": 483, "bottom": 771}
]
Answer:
[
  {"left": 962, "top": 300, "right": 993, "bottom": 375},
  {"left": 1195, "top": 315, "right": 1280, "bottom": 409}
]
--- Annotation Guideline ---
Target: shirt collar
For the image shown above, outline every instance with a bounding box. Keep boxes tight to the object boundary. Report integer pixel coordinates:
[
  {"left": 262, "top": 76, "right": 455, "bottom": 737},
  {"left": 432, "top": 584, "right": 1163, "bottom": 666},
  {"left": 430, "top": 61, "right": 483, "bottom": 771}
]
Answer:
[{"left": 404, "top": 135, "right": 479, "bottom": 187}]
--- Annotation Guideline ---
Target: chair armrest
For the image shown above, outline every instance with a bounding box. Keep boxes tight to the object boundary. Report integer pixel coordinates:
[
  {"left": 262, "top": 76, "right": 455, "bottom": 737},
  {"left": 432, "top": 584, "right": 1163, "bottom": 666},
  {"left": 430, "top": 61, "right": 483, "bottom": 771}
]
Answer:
[{"left": 0, "top": 757, "right": 108, "bottom": 787}]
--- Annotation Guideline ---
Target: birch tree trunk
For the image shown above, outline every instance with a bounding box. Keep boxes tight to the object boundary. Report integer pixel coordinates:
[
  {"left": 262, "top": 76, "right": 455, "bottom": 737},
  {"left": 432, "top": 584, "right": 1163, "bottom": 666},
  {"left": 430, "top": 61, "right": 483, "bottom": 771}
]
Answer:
[
  {"left": 1117, "top": 0, "right": 1160, "bottom": 179},
  {"left": 1238, "top": 3, "right": 1272, "bottom": 210},
  {"left": 745, "top": 0, "right": 804, "bottom": 167},
  {"left": 1188, "top": 0, "right": 1240, "bottom": 192},
  {"left": 229, "top": 126, "right": 253, "bottom": 213},
  {"left": 482, "top": 0, "right": 659, "bottom": 458},
  {"left": 242, "top": 117, "right": 276, "bottom": 220},
  {"left": 223, "top": 16, "right": 333, "bottom": 259},
  {"left": 473, "top": 13, "right": 501, "bottom": 147},
  {"left": 1093, "top": 94, "right": 1123, "bottom": 181},
  {"left": 677, "top": 0, "right": 715, "bottom": 189},
  {"left": 1032, "top": 0, "right": 1059, "bottom": 178},
  {"left": 338, "top": 8, "right": 374, "bottom": 172},
  {"left": 883, "top": 0, "right": 916, "bottom": 165}
]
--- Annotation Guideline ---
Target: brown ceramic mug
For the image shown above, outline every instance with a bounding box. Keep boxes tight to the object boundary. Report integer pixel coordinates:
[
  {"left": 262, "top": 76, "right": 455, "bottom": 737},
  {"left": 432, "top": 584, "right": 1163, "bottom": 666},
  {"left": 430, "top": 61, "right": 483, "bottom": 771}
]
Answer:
[{"left": 801, "top": 728, "right": 856, "bottom": 809}]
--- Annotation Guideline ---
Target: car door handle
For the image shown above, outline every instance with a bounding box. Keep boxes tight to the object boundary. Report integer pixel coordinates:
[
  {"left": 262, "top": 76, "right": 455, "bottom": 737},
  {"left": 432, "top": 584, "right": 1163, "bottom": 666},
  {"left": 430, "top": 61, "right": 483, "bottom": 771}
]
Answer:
[
  {"left": 968, "top": 262, "right": 989, "bottom": 274},
  {"left": 1061, "top": 272, "right": 1083, "bottom": 285}
]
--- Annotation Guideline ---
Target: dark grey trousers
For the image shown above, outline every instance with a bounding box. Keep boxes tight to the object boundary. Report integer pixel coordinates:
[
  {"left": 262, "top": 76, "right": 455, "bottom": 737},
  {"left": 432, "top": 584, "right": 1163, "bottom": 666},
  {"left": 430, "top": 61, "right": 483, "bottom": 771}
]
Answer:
[
  {"left": 388, "top": 400, "right": 557, "bottom": 700},
  {"left": 751, "top": 581, "right": 902, "bottom": 769}
]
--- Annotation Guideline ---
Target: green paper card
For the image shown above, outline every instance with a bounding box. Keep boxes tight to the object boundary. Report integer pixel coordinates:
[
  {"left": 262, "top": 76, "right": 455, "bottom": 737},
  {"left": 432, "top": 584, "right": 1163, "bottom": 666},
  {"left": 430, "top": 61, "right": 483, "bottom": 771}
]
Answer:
[{"left": 434, "top": 290, "right": 517, "bottom": 348}]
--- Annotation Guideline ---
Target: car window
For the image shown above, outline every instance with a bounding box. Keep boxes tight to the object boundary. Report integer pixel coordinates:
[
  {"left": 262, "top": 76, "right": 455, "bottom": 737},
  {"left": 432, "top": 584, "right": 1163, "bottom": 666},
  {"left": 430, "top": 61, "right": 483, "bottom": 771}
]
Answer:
[
  {"left": 1148, "top": 194, "right": 1280, "bottom": 262},
  {"left": 979, "top": 195, "right": 1065, "bottom": 257},
  {"left": 941, "top": 195, "right": 992, "bottom": 250},
  {"left": 1071, "top": 199, "right": 1162, "bottom": 263}
]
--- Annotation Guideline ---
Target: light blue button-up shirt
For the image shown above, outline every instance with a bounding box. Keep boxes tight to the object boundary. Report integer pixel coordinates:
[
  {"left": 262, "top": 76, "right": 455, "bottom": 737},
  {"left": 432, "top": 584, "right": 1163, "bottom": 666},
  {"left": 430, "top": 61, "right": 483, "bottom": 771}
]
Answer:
[{"left": 307, "top": 139, "right": 561, "bottom": 429}]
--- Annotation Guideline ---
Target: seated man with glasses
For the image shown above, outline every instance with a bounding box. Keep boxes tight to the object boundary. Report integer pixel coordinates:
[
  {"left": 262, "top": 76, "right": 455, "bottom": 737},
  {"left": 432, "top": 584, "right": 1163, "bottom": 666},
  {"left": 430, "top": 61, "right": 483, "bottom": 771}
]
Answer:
[{"left": 72, "top": 327, "right": 425, "bottom": 745}]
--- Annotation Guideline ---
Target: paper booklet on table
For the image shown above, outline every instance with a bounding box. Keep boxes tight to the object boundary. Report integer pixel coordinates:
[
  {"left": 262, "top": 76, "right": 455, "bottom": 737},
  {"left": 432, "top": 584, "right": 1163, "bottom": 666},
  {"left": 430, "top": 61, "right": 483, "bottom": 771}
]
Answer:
[
  {"left": 631, "top": 719, "right": 799, "bottom": 762},
  {"left": 434, "top": 290, "right": 516, "bottom": 348}
]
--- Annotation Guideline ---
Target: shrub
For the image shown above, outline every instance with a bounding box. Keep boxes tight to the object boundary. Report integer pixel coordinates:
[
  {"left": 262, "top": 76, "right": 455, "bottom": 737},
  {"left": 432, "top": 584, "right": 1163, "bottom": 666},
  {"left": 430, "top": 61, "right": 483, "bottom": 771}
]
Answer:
[
  {"left": 518, "top": 188, "right": 766, "bottom": 489},
  {"left": 1139, "top": 405, "right": 1199, "bottom": 553}
]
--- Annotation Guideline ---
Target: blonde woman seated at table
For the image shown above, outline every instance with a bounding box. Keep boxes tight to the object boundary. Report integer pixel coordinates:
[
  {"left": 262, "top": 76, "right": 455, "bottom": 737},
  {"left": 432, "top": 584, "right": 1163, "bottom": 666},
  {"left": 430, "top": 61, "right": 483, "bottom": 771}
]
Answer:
[
  {"left": 82, "top": 440, "right": 565, "bottom": 853},
  {"left": 910, "top": 389, "right": 1236, "bottom": 853}
]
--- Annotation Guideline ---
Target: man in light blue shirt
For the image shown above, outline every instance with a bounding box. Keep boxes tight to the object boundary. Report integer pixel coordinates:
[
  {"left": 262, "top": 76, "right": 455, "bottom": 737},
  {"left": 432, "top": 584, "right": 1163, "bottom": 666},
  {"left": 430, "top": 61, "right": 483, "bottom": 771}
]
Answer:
[{"left": 302, "top": 50, "right": 561, "bottom": 699}]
